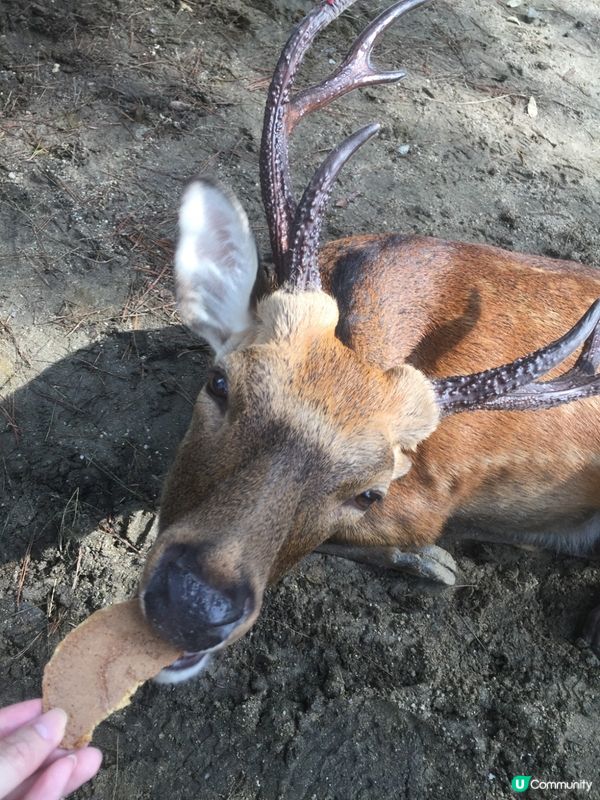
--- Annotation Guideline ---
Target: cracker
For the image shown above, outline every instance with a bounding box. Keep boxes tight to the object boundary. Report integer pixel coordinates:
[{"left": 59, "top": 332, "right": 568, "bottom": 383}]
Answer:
[{"left": 42, "top": 599, "right": 181, "bottom": 748}]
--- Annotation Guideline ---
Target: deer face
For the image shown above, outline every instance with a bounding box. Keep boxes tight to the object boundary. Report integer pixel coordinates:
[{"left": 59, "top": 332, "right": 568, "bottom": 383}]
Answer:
[
  {"left": 139, "top": 0, "right": 600, "bottom": 682},
  {"left": 139, "top": 188, "right": 600, "bottom": 686},
  {"left": 139, "top": 182, "right": 439, "bottom": 682}
]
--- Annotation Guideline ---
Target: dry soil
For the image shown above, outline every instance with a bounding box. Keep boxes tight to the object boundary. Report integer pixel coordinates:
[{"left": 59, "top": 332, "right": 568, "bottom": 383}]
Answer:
[{"left": 1, "top": 1, "right": 599, "bottom": 798}]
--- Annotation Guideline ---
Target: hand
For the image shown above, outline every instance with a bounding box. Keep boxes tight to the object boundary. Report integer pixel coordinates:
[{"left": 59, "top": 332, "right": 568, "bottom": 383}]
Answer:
[{"left": 0, "top": 700, "right": 102, "bottom": 800}]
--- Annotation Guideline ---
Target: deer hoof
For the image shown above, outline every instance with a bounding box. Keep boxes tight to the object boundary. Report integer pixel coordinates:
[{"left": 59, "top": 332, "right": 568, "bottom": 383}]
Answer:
[{"left": 391, "top": 544, "right": 458, "bottom": 586}]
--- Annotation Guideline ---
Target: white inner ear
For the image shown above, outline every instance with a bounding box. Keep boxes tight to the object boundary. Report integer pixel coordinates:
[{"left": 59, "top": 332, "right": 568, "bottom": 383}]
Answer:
[
  {"left": 391, "top": 446, "right": 412, "bottom": 481},
  {"left": 175, "top": 180, "right": 258, "bottom": 354}
]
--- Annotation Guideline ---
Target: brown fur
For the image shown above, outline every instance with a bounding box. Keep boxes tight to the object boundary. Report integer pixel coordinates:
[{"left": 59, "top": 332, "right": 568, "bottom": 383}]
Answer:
[
  {"left": 321, "top": 235, "right": 600, "bottom": 548},
  {"left": 141, "top": 236, "right": 600, "bottom": 648}
]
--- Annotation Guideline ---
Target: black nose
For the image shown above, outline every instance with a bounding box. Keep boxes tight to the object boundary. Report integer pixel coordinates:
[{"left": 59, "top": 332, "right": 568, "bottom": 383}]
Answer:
[{"left": 143, "top": 544, "right": 253, "bottom": 651}]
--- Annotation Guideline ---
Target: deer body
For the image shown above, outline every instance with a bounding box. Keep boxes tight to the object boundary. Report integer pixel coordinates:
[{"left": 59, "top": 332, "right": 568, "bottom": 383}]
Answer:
[
  {"left": 320, "top": 235, "right": 600, "bottom": 552},
  {"left": 138, "top": 0, "right": 600, "bottom": 683}
]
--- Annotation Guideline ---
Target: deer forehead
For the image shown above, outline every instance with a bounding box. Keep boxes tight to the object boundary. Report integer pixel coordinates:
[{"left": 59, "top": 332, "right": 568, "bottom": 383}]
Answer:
[
  {"left": 248, "top": 290, "right": 393, "bottom": 424},
  {"left": 254, "top": 288, "right": 339, "bottom": 341},
  {"left": 224, "top": 289, "right": 439, "bottom": 464}
]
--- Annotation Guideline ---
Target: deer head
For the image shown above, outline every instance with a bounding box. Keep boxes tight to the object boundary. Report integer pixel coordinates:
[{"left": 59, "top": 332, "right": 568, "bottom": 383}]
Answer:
[{"left": 139, "top": 0, "right": 600, "bottom": 682}]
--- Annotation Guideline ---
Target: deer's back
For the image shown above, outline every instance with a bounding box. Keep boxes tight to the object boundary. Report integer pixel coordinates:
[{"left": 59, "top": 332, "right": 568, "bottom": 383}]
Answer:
[
  {"left": 321, "top": 234, "right": 600, "bottom": 372},
  {"left": 321, "top": 234, "right": 600, "bottom": 532}
]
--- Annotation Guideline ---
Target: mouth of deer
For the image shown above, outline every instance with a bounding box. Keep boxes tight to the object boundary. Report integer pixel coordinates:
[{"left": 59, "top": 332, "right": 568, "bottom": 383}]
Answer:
[{"left": 167, "top": 650, "right": 209, "bottom": 671}]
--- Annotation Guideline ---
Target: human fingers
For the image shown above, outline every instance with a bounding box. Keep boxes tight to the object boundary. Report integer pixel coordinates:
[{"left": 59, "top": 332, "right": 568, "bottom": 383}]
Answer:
[
  {"left": 4, "top": 747, "right": 102, "bottom": 800},
  {"left": 0, "top": 708, "right": 66, "bottom": 798},
  {"left": 61, "top": 747, "right": 103, "bottom": 796},
  {"left": 19, "top": 754, "right": 76, "bottom": 800},
  {"left": 5, "top": 744, "right": 102, "bottom": 800},
  {"left": 0, "top": 701, "right": 43, "bottom": 739}
]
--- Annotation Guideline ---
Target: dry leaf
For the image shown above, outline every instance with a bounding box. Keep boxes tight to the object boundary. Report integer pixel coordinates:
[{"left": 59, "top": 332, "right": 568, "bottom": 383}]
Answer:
[{"left": 527, "top": 96, "right": 538, "bottom": 118}]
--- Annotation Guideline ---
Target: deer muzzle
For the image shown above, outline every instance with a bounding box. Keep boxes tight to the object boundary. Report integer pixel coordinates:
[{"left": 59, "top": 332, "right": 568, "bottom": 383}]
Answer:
[{"left": 142, "top": 543, "right": 258, "bottom": 658}]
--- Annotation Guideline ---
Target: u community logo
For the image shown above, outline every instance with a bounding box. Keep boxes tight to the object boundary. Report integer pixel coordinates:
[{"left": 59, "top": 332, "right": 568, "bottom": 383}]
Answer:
[
  {"left": 511, "top": 775, "right": 593, "bottom": 793},
  {"left": 512, "top": 777, "right": 531, "bottom": 792}
]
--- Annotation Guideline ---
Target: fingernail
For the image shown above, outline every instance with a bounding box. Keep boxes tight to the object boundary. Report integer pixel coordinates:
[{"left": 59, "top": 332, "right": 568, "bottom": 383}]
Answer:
[
  {"left": 66, "top": 754, "right": 77, "bottom": 766},
  {"left": 34, "top": 708, "right": 68, "bottom": 740}
]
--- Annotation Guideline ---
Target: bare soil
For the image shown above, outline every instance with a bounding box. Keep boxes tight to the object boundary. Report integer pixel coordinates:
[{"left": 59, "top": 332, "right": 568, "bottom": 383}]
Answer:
[{"left": 1, "top": 1, "right": 599, "bottom": 798}]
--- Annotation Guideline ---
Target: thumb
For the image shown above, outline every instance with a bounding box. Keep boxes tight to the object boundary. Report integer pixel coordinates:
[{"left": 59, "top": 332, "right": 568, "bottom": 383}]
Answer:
[{"left": 0, "top": 708, "right": 67, "bottom": 799}]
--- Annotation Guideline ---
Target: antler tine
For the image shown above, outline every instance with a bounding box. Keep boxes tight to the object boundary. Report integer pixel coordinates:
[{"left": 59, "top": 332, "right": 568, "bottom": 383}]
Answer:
[
  {"left": 573, "top": 319, "right": 600, "bottom": 372},
  {"left": 471, "top": 317, "right": 600, "bottom": 412},
  {"left": 434, "top": 299, "right": 600, "bottom": 416},
  {"left": 289, "top": 122, "right": 380, "bottom": 290},
  {"left": 289, "top": 0, "right": 431, "bottom": 132},
  {"left": 472, "top": 372, "right": 600, "bottom": 413},
  {"left": 260, "top": 0, "right": 429, "bottom": 286},
  {"left": 260, "top": 0, "right": 359, "bottom": 283}
]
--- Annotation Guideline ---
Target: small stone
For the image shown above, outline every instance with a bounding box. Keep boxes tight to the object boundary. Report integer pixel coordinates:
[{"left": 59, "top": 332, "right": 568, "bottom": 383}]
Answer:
[
  {"left": 527, "top": 96, "right": 538, "bottom": 118},
  {"left": 525, "top": 6, "right": 541, "bottom": 21},
  {"left": 398, "top": 143, "right": 411, "bottom": 157}
]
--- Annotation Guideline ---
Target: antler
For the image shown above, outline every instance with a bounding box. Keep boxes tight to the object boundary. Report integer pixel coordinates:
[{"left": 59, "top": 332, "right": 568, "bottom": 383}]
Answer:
[
  {"left": 434, "top": 299, "right": 600, "bottom": 416},
  {"left": 260, "top": 0, "right": 430, "bottom": 288},
  {"left": 288, "top": 122, "right": 380, "bottom": 289}
]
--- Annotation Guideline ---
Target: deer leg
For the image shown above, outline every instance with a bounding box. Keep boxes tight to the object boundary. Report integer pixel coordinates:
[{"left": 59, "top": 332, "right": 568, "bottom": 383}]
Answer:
[{"left": 316, "top": 542, "right": 458, "bottom": 586}]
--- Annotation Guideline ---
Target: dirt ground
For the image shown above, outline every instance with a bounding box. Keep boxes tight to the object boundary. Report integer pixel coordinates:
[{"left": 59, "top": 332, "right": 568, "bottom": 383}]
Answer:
[{"left": 1, "top": 0, "right": 600, "bottom": 798}]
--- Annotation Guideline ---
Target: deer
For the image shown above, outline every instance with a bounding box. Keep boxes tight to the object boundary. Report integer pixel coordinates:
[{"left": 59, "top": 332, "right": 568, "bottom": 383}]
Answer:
[{"left": 138, "top": 0, "right": 600, "bottom": 683}]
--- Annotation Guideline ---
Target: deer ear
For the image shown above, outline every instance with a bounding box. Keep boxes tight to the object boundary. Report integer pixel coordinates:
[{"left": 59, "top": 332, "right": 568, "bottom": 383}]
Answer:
[
  {"left": 387, "top": 364, "right": 440, "bottom": 452},
  {"left": 175, "top": 180, "right": 258, "bottom": 355}
]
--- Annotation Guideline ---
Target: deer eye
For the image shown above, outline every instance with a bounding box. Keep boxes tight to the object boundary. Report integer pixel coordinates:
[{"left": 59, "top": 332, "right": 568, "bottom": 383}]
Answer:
[
  {"left": 206, "top": 370, "right": 228, "bottom": 403},
  {"left": 353, "top": 489, "right": 384, "bottom": 511}
]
